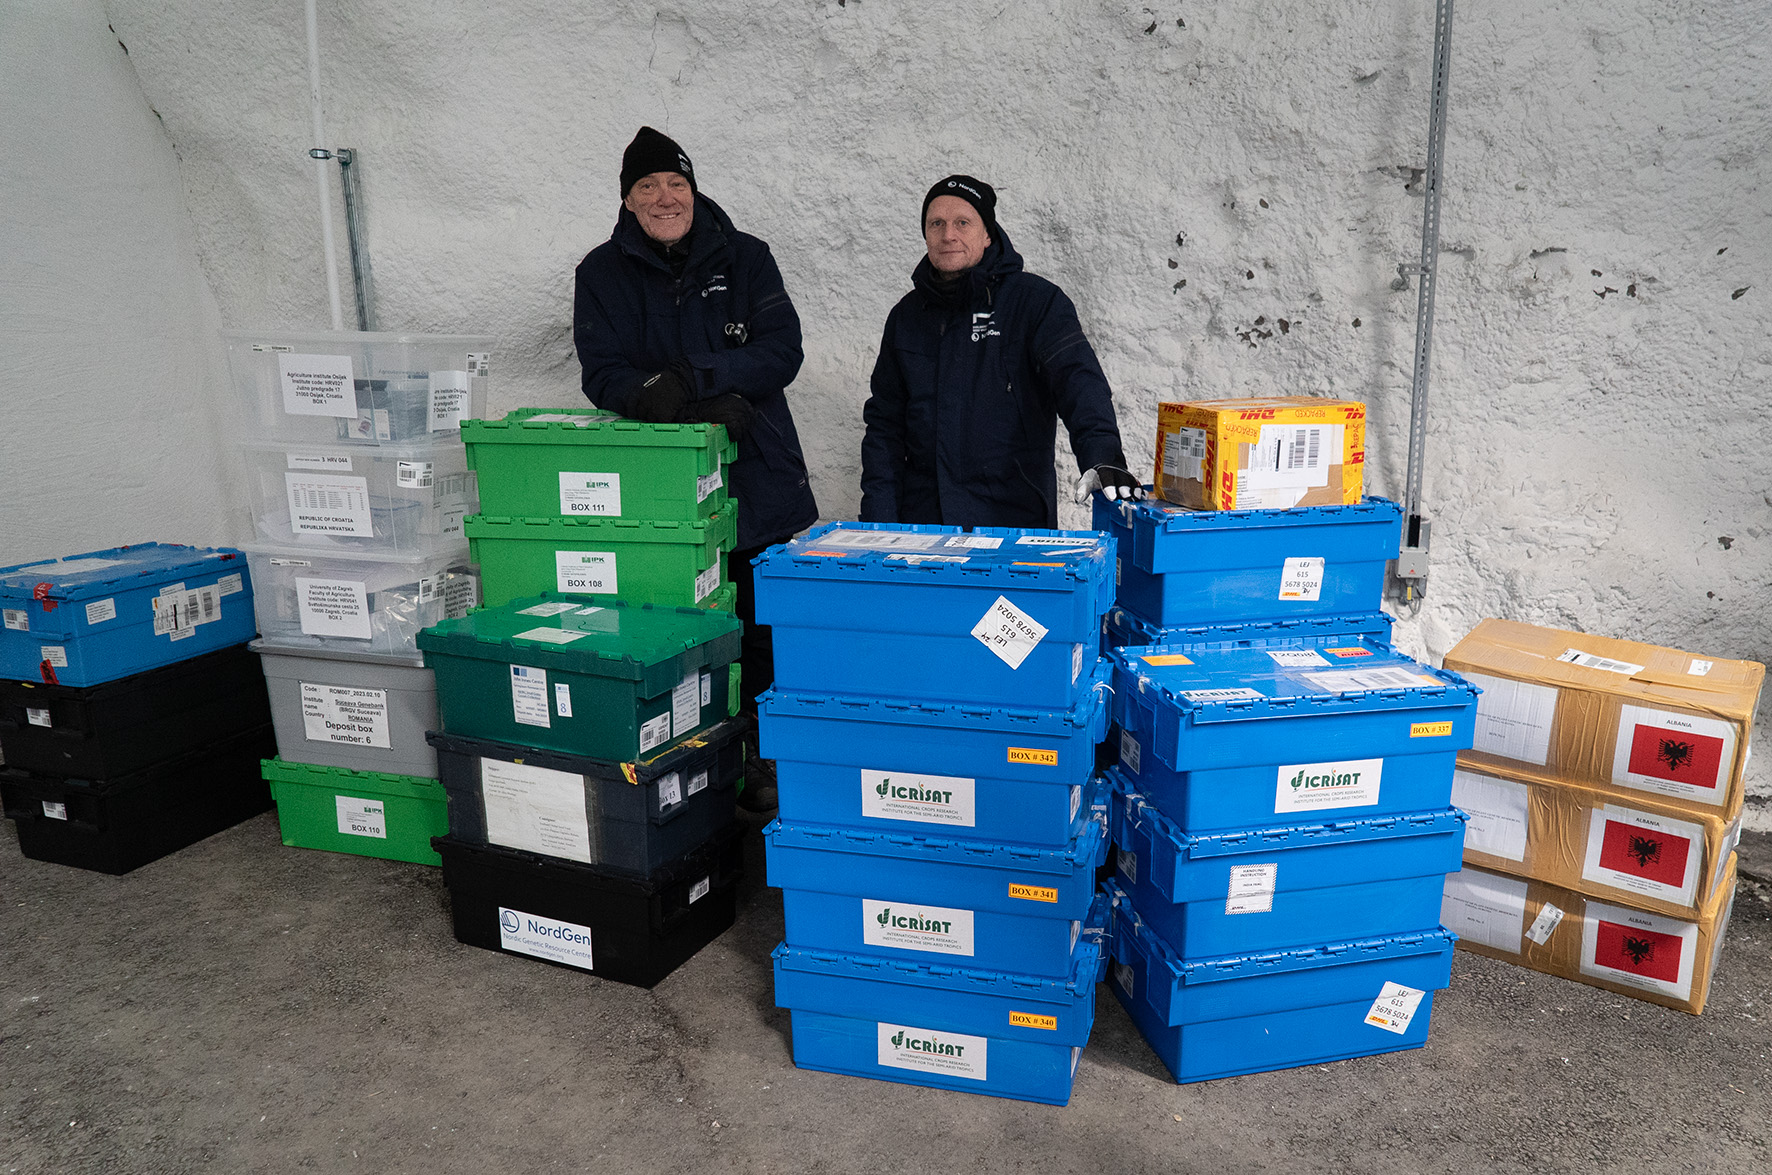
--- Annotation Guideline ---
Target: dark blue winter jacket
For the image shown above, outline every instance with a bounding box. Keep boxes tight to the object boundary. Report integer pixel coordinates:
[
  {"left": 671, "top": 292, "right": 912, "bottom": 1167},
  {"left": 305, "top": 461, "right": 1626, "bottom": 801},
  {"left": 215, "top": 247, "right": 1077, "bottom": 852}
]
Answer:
[
  {"left": 860, "top": 228, "right": 1126, "bottom": 529},
  {"left": 573, "top": 194, "right": 819, "bottom": 549}
]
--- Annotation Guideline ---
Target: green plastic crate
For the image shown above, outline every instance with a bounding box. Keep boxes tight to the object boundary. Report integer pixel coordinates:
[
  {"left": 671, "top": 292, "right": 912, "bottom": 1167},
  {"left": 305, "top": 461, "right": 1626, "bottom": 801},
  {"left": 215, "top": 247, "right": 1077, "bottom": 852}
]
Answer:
[
  {"left": 416, "top": 595, "right": 743, "bottom": 761},
  {"left": 461, "top": 408, "right": 736, "bottom": 522},
  {"left": 467, "top": 505, "right": 736, "bottom": 610},
  {"left": 261, "top": 757, "right": 448, "bottom": 866}
]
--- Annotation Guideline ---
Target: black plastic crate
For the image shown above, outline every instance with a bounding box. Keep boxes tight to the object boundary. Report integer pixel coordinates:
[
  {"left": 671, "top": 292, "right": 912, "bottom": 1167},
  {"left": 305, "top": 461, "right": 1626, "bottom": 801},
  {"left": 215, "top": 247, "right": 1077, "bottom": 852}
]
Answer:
[
  {"left": 428, "top": 717, "right": 741, "bottom": 877},
  {"left": 0, "top": 642, "right": 271, "bottom": 777},
  {"left": 434, "top": 822, "right": 743, "bottom": 988},
  {"left": 1, "top": 723, "right": 277, "bottom": 874}
]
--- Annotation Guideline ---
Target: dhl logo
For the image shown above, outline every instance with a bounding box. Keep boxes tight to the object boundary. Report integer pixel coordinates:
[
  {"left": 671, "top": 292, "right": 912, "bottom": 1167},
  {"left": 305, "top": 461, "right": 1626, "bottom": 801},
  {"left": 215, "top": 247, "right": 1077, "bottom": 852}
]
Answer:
[{"left": 1238, "top": 409, "right": 1280, "bottom": 420}]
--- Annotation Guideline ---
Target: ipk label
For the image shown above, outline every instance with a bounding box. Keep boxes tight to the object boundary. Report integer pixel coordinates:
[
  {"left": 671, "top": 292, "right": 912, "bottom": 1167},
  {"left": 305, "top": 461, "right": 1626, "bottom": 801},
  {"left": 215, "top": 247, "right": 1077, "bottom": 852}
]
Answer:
[{"left": 1274, "top": 757, "right": 1383, "bottom": 814}]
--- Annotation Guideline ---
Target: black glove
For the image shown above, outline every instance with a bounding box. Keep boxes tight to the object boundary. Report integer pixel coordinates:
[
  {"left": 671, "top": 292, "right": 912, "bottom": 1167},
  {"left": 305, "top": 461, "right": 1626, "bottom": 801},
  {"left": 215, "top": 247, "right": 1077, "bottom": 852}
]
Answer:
[
  {"left": 1074, "top": 463, "right": 1145, "bottom": 504},
  {"left": 629, "top": 367, "right": 692, "bottom": 423},
  {"left": 676, "top": 393, "right": 756, "bottom": 444}
]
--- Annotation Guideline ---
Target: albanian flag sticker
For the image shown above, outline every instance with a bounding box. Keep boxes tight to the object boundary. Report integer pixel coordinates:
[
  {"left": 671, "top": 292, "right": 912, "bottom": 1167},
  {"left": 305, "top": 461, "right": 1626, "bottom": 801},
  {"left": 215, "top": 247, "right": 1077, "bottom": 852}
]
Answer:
[
  {"left": 1583, "top": 804, "right": 1705, "bottom": 906},
  {"left": 1580, "top": 900, "right": 1698, "bottom": 1000},
  {"left": 1611, "top": 705, "right": 1736, "bottom": 805}
]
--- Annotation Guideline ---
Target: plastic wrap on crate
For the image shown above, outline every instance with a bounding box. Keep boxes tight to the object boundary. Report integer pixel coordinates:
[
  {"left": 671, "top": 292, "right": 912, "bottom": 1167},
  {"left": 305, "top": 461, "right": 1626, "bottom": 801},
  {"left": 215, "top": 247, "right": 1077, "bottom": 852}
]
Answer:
[
  {"left": 0, "top": 724, "right": 276, "bottom": 874},
  {"left": 764, "top": 800, "right": 1107, "bottom": 978},
  {"left": 759, "top": 664, "right": 1110, "bottom": 847},
  {"left": 0, "top": 642, "right": 269, "bottom": 777},
  {"left": 1104, "top": 880, "right": 1454, "bottom": 1083},
  {"left": 433, "top": 823, "right": 742, "bottom": 988},
  {"left": 1103, "top": 608, "right": 1394, "bottom": 654},
  {"left": 1108, "top": 771, "right": 1465, "bottom": 957},
  {"left": 1093, "top": 495, "right": 1401, "bottom": 626},
  {"left": 262, "top": 757, "right": 448, "bottom": 866},
  {"left": 466, "top": 506, "right": 735, "bottom": 610},
  {"left": 1110, "top": 637, "right": 1477, "bottom": 831},
  {"left": 772, "top": 893, "right": 1109, "bottom": 1051},
  {"left": 417, "top": 594, "right": 741, "bottom": 760},
  {"left": 427, "top": 718, "right": 741, "bottom": 877},
  {"left": 0, "top": 544, "right": 257, "bottom": 686},
  {"left": 246, "top": 543, "right": 474, "bottom": 657},
  {"left": 241, "top": 439, "right": 477, "bottom": 553},
  {"left": 462, "top": 409, "right": 736, "bottom": 521},
  {"left": 253, "top": 641, "right": 439, "bottom": 777},
  {"left": 222, "top": 330, "right": 492, "bottom": 444},
  {"left": 754, "top": 522, "right": 1115, "bottom": 709}
]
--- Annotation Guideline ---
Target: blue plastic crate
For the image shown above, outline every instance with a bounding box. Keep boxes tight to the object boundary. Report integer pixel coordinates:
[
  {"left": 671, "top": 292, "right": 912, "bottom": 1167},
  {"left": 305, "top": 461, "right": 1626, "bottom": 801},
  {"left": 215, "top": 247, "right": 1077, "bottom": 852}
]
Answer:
[
  {"left": 1103, "top": 607, "right": 1394, "bottom": 654},
  {"left": 754, "top": 522, "right": 1115, "bottom": 709},
  {"left": 1093, "top": 496, "right": 1401, "bottom": 626},
  {"left": 0, "top": 544, "right": 257, "bottom": 686},
  {"left": 772, "top": 893, "right": 1109, "bottom": 1050},
  {"left": 764, "top": 813, "right": 1106, "bottom": 978},
  {"left": 1104, "top": 880, "right": 1455, "bottom": 1084},
  {"left": 785, "top": 1007, "right": 1087, "bottom": 1106},
  {"left": 1108, "top": 773, "right": 1465, "bottom": 957},
  {"left": 760, "top": 670, "right": 1110, "bottom": 848},
  {"left": 1111, "top": 638, "right": 1476, "bottom": 831}
]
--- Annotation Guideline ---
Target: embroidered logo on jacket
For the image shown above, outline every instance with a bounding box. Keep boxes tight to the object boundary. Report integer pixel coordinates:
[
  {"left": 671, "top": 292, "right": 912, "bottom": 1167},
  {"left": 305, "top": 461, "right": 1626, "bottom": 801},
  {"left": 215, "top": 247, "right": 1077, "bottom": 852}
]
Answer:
[{"left": 970, "top": 311, "right": 1000, "bottom": 342}]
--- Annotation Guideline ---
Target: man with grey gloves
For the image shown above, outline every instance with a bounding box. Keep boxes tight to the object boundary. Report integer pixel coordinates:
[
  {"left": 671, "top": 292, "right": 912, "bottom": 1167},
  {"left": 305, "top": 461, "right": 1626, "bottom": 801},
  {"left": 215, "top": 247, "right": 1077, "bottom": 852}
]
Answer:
[
  {"left": 574, "top": 126, "right": 820, "bottom": 812},
  {"left": 861, "top": 174, "right": 1141, "bottom": 529}
]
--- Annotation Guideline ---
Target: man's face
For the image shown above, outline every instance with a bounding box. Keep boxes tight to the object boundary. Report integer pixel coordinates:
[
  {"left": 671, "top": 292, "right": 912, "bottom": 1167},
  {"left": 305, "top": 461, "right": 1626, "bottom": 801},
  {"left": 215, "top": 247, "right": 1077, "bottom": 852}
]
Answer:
[
  {"left": 924, "top": 195, "right": 991, "bottom": 275},
  {"left": 625, "top": 171, "right": 695, "bottom": 244}
]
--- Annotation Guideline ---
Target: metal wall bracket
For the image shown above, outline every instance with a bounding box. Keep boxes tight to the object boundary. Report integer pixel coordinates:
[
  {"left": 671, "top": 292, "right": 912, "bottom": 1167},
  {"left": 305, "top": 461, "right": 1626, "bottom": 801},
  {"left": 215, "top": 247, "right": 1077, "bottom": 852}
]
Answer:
[{"left": 304, "top": 146, "right": 378, "bottom": 331}]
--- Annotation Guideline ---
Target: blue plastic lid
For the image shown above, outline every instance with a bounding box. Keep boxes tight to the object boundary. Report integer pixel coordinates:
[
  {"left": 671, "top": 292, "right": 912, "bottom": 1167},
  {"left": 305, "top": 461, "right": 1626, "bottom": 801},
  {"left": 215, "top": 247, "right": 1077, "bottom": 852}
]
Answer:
[
  {"left": 1114, "top": 635, "right": 1476, "bottom": 717},
  {"left": 1105, "top": 609, "right": 1395, "bottom": 648},
  {"left": 1103, "top": 495, "right": 1403, "bottom": 534},
  {"left": 757, "top": 522, "right": 1113, "bottom": 588},
  {"left": 0, "top": 543, "right": 246, "bottom": 604},
  {"left": 759, "top": 659, "right": 1113, "bottom": 734}
]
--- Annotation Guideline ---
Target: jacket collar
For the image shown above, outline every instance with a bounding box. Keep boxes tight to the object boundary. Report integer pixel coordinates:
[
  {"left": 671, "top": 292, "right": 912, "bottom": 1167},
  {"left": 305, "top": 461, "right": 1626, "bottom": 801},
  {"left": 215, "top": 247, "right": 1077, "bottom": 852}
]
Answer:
[
  {"left": 911, "top": 225, "right": 1025, "bottom": 309},
  {"left": 612, "top": 193, "right": 736, "bottom": 275}
]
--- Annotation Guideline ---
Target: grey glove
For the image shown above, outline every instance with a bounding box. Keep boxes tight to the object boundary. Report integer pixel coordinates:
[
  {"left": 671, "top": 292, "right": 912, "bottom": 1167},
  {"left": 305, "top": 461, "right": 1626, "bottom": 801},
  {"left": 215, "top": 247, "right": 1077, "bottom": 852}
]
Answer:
[{"left": 1075, "top": 463, "right": 1145, "bottom": 504}]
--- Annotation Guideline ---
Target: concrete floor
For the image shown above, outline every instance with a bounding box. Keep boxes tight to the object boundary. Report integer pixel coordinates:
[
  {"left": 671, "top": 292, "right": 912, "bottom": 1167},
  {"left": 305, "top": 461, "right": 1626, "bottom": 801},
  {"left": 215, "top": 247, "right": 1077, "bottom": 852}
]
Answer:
[{"left": 3, "top": 813, "right": 1769, "bottom": 1175}]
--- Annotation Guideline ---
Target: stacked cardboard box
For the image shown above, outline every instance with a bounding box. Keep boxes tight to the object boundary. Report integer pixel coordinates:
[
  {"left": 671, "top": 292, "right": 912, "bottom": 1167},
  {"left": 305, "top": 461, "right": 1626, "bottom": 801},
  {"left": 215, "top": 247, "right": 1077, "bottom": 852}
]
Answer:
[
  {"left": 0, "top": 544, "right": 274, "bottom": 873},
  {"left": 756, "top": 522, "right": 1115, "bottom": 1106},
  {"left": 1440, "top": 619, "right": 1762, "bottom": 1013}
]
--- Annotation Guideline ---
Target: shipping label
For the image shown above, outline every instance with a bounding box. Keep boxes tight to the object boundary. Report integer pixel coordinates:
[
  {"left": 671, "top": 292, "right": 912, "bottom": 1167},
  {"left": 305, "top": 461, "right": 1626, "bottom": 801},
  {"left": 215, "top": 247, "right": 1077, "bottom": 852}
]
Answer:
[
  {"left": 300, "top": 683, "right": 391, "bottom": 748},
  {"left": 335, "top": 795, "right": 387, "bottom": 839},
  {"left": 1450, "top": 768, "right": 1529, "bottom": 862},
  {"left": 971, "top": 595, "right": 1048, "bottom": 670},
  {"left": 694, "top": 560, "right": 721, "bottom": 604},
  {"left": 83, "top": 598, "right": 116, "bottom": 625},
  {"left": 1119, "top": 731, "right": 1141, "bottom": 774},
  {"left": 687, "top": 768, "right": 709, "bottom": 797},
  {"left": 695, "top": 468, "right": 722, "bottom": 502},
  {"left": 559, "top": 472, "right": 621, "bottom": 516},
  {"left": 295, "top": 578, "right": 372, "bottom": 639},
  {"left": 1558, "top": 648, "right": 1645, "bottom": 675},
  {"left": 1225, "top": 862, "right": 1278, "bottom": 914},
  {"left": 510, "top": 665, "right": 551, "bottom": 728},
  {"left": 25, "top": 707, "right": 51, "bottom": 728},
  {"left": 877, "top": 1022, "right": 986, "bottom": 1081},
  {"left": 518, "top": 601, "right": 581, "bottom": 617},
  {"left": 1439, "top": 869, "right": 1528, "bottom": 953},
  {"left": 1299, "top": 667, "right": 1441, "bottom": 694},
  {"left": 1583, "top": 804, "right": 1705, "bottom": 906},
  {"left": 1274, "top": 757, "right": 1382, "bottom": 814},
  {"left": 688, "top": 877, "right": 711, "bottom": 904},
  {"left": 1364, "top": 982, "right": 1426, "bottom": 1035},
  {"left": 671, "top": 670, "right": 700, "bottom": 738},
  {"left": 39, "top": 646, "right": 68, "bottom": 667},
  {"left": 513, "top": 627, "right": 588, "bottom": 645},
  {"left": 428, "top": 369, "right": 473, "bottom": 431},
  {"left": 42, "top": 801, "right": 68, "bottom": 821},
  {"left": 481, "top": 758, "right": 592, "bottom": 863},
  {"left": 498, "top": 907, "right": 594, "bottom": 971},
  {"left": 1277, "top": 557, "right": 1326, "bottom": 602},
  {"left": 639, "top": 712, "right": 670, "bottom": 753},
  {"left": 1610, "top": 705, "right": 1736, "bottom": 805},
  {"left": 943, "top": 534, "right": 1003, "bottom": 549},
  {"left": 1463, "top": 673, "right": 1559, "bottom": 766},
  {"left": 482, "top": 758, "right": 591, "bottom": 861},
  {"left": 395, "top": 460, "right": 433, "bottom": 489},
  {"left": 859, "top": 769, "right": 976, "bottom": 827},
  {"left": 862, "top": 899, "right": 975, "bottom": 956},
  {"left": 815, "top": 528, "right": 947, "bottom": 551},
  {"left": 555, "top": 550, "right": 617, "bottom": 595},
  {"left": 1525, "top": 902, "right": 1564, "bottom": 946},
  {"left": 1267, "top": 649, "right": 1328, "bottom": 667},
  {"left": 2, "top": 609, "right": 27, "bottom": 631},
  {"left": 217, "top": 573, "right": 244, "bottom": 597},
  {"left": 286, "top": 472, "right": 373, "bottom": 536},
  {"left": 278, "top": 352, "right": 355, "bottom": 417}
]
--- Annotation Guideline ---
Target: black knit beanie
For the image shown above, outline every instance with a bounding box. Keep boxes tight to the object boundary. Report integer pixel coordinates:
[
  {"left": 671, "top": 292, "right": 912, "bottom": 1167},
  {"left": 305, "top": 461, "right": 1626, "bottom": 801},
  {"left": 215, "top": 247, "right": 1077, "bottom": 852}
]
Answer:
[
  {"left": 621, "top": 127, "right": 696, "bottom": 197},
  {"left": 921, "top": 174, "right": 997, "bottom": 242}
]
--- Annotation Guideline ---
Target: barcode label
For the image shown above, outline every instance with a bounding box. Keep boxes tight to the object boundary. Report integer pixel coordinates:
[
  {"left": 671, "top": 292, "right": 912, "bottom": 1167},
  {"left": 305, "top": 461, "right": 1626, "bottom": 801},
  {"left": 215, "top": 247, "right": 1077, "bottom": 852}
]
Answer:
[
  {"left": 1161, "top": 427, "right": 1207, "bottom": 480},
  {"left": 466, "top": 352, "right": 491, "bottom": 376},
  {"left": 1300, "top": 667, "right": 1441, "bottom": 693},
  {"left": 814, "top": 529, "right": 948, "bottom": 551},
  {"left": 1283, "top": 426, "right": 1323, "bottom": 470},
  {"left": 1557, "top": 649, "right": 1645, "bottom": 676}
]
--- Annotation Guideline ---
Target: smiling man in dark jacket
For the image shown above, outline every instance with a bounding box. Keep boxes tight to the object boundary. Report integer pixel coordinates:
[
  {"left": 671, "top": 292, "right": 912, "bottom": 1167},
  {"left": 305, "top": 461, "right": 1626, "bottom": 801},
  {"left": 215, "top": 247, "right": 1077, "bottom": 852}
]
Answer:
[
  {"left": 574, "top": 127, "right": 818, "bottom": 808},
  {"left": 861, "top": 175, "right": 1141, "bottom": 529}
]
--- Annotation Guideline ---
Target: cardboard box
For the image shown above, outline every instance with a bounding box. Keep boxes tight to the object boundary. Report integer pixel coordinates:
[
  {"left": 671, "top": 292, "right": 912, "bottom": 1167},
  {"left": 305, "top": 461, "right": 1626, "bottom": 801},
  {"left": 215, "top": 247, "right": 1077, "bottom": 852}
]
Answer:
[
  {"left": 1441, "top": 857, "right": 1738, "bottom": 1015},
  {"left": 1453, "top": 758, "right": 1741, "bottom": 919},
  {"left": 1153, "top": 398, "right": 1366, "bottom": 510},
  {"left": 1443, "top": 619, "right": 1765, "bottom": 815}
]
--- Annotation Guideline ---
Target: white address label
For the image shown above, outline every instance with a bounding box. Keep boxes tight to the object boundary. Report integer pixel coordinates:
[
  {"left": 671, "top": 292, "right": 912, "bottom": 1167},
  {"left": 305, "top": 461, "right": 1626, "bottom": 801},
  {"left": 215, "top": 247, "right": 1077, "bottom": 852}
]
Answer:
[
  {"left": 335, "top": 795, "right": 387, "bottom": 839},
  {"left": 1364, "top": 982, "right": 1426, "bottom": 1035},
  {"left": 301, "top": 683, "right": 391, "bottom": 748},
  {"left": 970, "top": 595, "right": 1047, "bottom": 670},
  {"left": 559, "top": 472, "right": 621, "bottom": 516},
  {"left": 556, "top": 550, "right": 617, "bottom": 594}
]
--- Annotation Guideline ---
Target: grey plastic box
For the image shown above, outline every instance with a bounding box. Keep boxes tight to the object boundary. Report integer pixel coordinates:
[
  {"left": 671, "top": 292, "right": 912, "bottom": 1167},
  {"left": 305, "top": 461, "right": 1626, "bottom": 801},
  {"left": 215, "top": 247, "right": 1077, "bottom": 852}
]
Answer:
[{"left": 253, "top": 639, "right": 439, "bottom": 777}]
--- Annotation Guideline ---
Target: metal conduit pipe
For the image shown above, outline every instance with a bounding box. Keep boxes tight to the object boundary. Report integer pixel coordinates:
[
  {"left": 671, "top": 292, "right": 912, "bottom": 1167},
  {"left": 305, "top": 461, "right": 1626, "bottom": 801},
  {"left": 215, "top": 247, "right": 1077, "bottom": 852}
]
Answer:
[{"left": 305, "top": 0, "right": 345, "bottom": 331}]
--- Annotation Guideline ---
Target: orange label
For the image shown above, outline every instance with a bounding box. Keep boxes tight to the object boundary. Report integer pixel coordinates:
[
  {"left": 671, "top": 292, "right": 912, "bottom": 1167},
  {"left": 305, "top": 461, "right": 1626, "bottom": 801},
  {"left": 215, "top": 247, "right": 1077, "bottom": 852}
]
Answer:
[
  {"left": 1007, "top": 747, "right": 1059, "bottom": 766},
  {"left": 1009, "top": 1011, "right": 1058, "bottom": 1031},
  {"left": 800, "top": 550, "right": 848, "bottom": 558},
  {"left": 1326, "top": 647, "right": 1374, "bottom": 658},
  {"left": 1008, "top": 883, "right": 1059, "bottom": 903},
  {"left": 1012, "top": 561, "right": 1064, "bottom": 567},
  {"left": 1141, "top": 653, "right": 1194, "bottom": 666},
  {"left": 1410, "top": 721, "right": 1454, "bottom": 738}
]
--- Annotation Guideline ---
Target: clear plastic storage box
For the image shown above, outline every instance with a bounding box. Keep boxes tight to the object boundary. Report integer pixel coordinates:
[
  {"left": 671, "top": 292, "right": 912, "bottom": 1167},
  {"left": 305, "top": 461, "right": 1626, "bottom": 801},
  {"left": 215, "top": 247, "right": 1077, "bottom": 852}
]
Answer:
[
  {"left": 244, "top": 544, "right": 476, "bottom": 657},
  {"left": 223, "top": 330, "right": 491, "bottom": 445},
  {"left": 240, "top": 439, "right": 476, "bottom": 553}
]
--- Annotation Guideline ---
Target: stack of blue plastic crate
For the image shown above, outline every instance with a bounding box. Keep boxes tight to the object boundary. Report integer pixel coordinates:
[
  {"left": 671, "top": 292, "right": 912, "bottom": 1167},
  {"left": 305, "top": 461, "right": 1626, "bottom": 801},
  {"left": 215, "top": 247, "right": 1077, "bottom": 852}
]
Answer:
[
  {"left": 754, "top": 521, "right": 1117, "bottom": 1106},
  {"left": 1092, "top": 493, "right": 1481, "bottom": 1082}
]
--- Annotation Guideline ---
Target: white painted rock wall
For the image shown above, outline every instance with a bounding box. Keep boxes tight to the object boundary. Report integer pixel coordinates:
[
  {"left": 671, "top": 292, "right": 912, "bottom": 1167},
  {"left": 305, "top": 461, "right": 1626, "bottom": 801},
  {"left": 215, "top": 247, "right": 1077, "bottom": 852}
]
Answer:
[{"left": 92, "top": 0, "right": 1772, "bottom": 819}]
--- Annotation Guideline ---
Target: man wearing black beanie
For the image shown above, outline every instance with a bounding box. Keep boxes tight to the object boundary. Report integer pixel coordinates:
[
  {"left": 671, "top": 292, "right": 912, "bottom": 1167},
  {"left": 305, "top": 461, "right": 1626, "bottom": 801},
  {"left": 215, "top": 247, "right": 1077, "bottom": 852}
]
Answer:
[
  {"left": 574, "top": 126, "right": 819, "bottom": 811},
  {"left": 861, "top": 174, "right": 1142, "bottom": 528}
]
